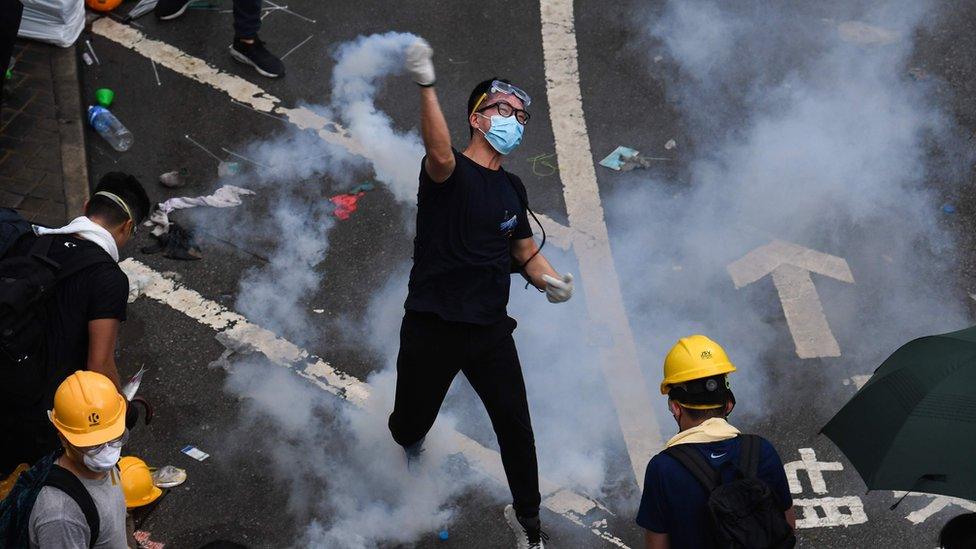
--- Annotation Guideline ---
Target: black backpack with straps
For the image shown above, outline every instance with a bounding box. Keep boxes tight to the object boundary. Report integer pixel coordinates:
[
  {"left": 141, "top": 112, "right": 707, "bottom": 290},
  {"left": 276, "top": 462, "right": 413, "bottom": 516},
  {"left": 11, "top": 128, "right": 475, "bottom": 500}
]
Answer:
[
  {"left": 664, "top": 434, "right": 796, "bottom": 549},
  {"left": 0, "top": 209, "right": 114, "bottom": 406},
  {"left": 0, "top": 450, "right": 100, "bottom": 548}
]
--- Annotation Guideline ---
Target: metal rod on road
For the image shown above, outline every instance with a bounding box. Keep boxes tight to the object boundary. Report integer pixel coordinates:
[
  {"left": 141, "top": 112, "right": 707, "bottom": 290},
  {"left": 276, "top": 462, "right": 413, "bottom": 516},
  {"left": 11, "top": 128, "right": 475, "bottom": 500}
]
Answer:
[
  {"left": 184, "top": 134, "right": 224, "bottom": 163},
  {"left": 262, "top": 0, "right": 316, "bottom": 23},
  {"left": 220, "top": 147, "right": 270, "bottom": 169},
  {"left": 280, "top": 34, "right": 313, "bottom": 61},
  {"left": 150, "top": 59, "right": 161, "bottom": 86}
]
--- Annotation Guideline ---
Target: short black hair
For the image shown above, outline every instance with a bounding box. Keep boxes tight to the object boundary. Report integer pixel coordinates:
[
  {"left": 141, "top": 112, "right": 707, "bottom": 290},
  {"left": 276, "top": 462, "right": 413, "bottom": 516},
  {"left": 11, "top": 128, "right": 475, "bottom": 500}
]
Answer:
[
  {"left": 86, "top": 172, "right": 150, "bottom": 226},
  {"left": 467, "top": 77, "right": 513, "bottom": 137},
  {"left": 940, "top": 513, "right": 976, "bottom": 549}
]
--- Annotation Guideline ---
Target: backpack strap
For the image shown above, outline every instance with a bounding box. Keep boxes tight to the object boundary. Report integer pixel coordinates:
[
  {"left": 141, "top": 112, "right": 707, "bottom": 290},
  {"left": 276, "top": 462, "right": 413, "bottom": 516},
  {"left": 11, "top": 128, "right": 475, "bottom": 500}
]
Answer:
[
  {"left": 42, "top": 465, "right": 100, "bottom": 549},
  {"left": 737, "top": 434, "right": 761, "bottom": 478},
  {"left": 663, "top": 444, "right": 721, "bottom": 492}
]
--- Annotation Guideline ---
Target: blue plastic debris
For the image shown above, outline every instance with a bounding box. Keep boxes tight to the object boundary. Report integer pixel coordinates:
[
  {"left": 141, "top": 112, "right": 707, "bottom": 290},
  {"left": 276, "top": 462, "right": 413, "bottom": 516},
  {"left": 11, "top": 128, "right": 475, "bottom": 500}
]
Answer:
[
  {"left": 599, "top": 146, "right": 640, "bottom": 171},
  {"left": 942, "top": 203, "right": 956, "bottom": 214},
  {"left": 438, "top": 529, "right": 449, "bottom": 541}
]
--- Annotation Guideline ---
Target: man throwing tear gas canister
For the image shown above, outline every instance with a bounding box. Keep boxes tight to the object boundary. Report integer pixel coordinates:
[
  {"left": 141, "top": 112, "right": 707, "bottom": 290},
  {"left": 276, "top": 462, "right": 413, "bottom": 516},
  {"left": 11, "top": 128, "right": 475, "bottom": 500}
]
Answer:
[{"left": 387, "top": 38, "right": 574, "bottom": 549}]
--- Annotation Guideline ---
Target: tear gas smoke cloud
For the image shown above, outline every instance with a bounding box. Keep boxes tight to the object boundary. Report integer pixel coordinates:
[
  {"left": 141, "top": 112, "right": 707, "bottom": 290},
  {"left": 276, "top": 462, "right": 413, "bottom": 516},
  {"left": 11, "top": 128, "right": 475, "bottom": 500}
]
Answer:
[
  {"left": 203, "top": 2, "right": 971, "bottom": 545},
  {"left": 615, "top": 0, "right": 971, "bottom": 420}
]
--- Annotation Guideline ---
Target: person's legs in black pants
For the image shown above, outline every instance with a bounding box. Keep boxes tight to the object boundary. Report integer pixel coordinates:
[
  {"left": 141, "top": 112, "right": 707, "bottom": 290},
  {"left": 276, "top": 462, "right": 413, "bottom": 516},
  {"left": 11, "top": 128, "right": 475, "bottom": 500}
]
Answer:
[
  {"left": 232, "top": 0, "right": 261, "bottom": 39},
  {"left": 229, "top": 0, "right": 285, "bottom": 78},
  {"left": 462, "top": 316, "right": 542, "bottom": 519},
  {"left": 0, "top": 0, "right": 24, "bottom": 105},
  {"left": 388, "top": 312, "right": 463, "bottom": 449}
]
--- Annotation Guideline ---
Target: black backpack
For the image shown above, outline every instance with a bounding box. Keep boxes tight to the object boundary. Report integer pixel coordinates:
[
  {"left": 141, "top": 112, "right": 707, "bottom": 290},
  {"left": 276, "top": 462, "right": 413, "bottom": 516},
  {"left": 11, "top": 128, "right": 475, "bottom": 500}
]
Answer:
[
  {"left": 0, "top": 450, "right": 100, "bottom": 548},
  {"left": 664, "top": 434, "right": 796, "bottom": 549},
  {"left": 0, "top": 208, "right": 113, "bottom": 406}
]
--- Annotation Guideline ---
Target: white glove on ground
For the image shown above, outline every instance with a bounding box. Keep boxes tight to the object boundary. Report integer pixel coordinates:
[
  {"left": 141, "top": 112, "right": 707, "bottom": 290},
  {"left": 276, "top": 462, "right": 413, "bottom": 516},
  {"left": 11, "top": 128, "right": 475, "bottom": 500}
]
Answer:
[
  {"left": 405, "top": 38, "right": 436, "bottom": 87},
  {"left": 542, "top": 273, "right": 574, "bottom": 304}
]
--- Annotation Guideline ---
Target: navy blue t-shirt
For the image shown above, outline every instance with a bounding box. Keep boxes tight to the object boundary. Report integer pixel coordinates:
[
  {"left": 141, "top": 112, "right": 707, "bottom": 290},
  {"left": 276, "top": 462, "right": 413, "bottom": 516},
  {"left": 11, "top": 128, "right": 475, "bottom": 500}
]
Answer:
[
  {"left": 636, "top": 436, "right": 793, "bottom": 548},
  {"left": 405, "top": 150, "right": 533, "bottom": 325}
]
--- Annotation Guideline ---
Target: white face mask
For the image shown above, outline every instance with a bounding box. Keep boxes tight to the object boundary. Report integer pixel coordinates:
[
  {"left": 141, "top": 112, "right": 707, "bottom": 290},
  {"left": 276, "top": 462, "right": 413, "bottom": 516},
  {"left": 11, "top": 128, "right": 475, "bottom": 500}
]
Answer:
[{"left": 82, "top": 444, "right": 122, "bottom": 472}]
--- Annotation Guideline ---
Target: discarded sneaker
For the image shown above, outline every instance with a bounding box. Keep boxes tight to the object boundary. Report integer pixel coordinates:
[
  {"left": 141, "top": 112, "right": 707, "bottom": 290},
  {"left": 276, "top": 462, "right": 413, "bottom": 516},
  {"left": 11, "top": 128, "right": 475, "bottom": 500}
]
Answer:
[
  {"left": 504, "top": 505, "right": 548, "bottom": 549},
  {"left": 154, "top": 0, "right": 193, "bottom": 20},
  {"left": 229, "top": 38, "right": 285, "bottom": 78},
  {"left": 151, "top": 465, "right": 187, "bottom": 488}
]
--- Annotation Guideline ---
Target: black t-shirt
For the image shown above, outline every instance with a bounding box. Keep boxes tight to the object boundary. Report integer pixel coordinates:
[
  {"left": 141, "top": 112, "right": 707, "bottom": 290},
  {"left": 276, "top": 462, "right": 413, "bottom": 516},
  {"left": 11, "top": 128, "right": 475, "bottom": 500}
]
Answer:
[
  {"left": 7, "top": 233, "right": 128, "bottom": 410},
  {"left": 405, "top": 150, "right": 534, "bottom": 325}
]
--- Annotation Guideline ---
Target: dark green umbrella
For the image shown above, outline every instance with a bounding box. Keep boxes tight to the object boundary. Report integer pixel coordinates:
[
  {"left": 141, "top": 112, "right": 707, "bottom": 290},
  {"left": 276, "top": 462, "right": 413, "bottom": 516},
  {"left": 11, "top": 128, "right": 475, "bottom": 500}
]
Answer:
[{"left": 822, "top": 326, "right": 976, "bottom": 501}]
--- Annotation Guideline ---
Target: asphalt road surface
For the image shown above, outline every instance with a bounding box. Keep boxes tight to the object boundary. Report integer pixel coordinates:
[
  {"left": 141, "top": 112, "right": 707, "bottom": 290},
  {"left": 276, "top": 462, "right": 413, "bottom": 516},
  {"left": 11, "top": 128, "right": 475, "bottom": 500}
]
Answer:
[{"left": 75, "top": 1, "right": 976, "bottom": 547}]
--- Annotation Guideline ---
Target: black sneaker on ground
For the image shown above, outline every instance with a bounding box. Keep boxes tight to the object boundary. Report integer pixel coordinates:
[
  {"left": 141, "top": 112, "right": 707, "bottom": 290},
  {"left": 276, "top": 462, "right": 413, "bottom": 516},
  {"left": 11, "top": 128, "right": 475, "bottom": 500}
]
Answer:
[
  {"left": 504, "top": 505, "right": 549, "bottom": 549},
  {"left": 229, "top": 38, "right": 285, "bottom": 78},
  {"left": 154, "top": 0, "right": 193, "bottom": 20}
]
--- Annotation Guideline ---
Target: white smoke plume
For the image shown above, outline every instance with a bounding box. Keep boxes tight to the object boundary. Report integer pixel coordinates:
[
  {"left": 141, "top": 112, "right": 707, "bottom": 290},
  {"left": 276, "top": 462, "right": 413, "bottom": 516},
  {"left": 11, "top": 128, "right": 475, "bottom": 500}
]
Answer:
[{"left": 615, "top": 0, "right": 971, "bottom": 422}]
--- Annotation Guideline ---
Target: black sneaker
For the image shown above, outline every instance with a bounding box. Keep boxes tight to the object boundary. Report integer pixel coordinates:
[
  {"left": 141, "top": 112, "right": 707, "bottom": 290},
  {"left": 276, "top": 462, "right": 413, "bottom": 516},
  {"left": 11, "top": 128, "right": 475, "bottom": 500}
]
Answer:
[
  {"left": 504, "top": 505, "right": 549, "bottom": 549},
  {"left": 229, "top": 38, "right": 285, "bottom": 78},
  {"left": 154, "top": 0, "right": 193, "bottom": 20}
]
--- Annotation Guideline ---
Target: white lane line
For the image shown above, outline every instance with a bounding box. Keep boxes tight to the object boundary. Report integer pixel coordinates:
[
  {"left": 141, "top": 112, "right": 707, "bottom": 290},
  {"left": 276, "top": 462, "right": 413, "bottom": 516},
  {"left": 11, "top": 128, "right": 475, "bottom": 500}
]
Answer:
[
  {"left": 540, "top": 0, "right": 662, "bottom": 482},
  {"left": 122, "top": 259, "right": 629, "bottom": 548},
  {"left": 727, "top": 240, "right": 855, "bottom": 358},
  {"left": 91, "top": 19, "right": 364, "bottom": 158}
]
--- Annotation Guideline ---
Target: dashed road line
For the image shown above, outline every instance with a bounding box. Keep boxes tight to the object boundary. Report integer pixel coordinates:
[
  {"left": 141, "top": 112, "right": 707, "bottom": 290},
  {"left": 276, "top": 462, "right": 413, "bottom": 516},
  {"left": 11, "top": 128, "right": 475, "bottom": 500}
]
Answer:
[
  {"left": 122, "top": 258, "right": 629, "bottom": 548},
  {"left": 540, "top": 0, "right": 662, "bottom": 482}
]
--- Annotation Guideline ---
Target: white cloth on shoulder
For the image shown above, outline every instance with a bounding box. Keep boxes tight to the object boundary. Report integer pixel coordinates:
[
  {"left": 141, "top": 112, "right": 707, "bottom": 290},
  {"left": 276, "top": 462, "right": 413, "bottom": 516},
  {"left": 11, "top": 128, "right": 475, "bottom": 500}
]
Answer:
[{"left": 34, "top": 216, "right": 120, "bottom": 262}]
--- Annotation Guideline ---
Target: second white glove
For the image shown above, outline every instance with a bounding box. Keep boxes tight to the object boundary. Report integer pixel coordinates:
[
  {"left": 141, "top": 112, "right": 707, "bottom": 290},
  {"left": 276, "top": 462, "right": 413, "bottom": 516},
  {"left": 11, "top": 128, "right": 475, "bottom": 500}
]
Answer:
[
  {"left": 405, "top": 38, "right": 436, "bottom": 87},
  {"left": 542, "top": 273, "right": 574, "bottom": 304}
]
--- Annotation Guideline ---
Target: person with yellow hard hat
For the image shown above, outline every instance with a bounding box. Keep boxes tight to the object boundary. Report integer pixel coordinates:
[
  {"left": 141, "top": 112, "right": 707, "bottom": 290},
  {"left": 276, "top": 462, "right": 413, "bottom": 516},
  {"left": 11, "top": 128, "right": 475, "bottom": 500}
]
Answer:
[
  {"left": 636, "top": 335, "right": 797, "bottom": 549},
  {"left": 25, "top": 371, "right": 131, "bottom": 548}
]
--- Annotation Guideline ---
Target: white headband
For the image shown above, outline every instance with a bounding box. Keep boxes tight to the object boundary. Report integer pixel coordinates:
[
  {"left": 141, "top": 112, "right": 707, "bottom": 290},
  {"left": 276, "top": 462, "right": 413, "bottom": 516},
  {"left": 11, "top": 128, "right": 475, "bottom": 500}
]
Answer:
[{"left": 93, "top": 191, "right": 133, "bottom": 221}]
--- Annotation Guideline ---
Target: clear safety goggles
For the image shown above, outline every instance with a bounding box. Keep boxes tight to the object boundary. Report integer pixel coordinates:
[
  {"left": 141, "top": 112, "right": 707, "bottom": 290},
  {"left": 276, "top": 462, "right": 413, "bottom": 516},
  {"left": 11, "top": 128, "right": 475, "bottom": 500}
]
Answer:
[
  {"left": 80, "top": 429, "right": 130, "bottom": 456},
  {"left": 471, "top": 79, "right": 532, "bottom": 114}
]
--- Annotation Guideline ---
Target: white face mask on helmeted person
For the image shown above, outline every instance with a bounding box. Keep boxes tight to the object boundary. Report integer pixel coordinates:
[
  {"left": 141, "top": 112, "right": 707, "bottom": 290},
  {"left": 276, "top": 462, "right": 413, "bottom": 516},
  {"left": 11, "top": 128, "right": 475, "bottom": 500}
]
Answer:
[{"left": 83, "top": 443, "right": 123, "bottom": 473}]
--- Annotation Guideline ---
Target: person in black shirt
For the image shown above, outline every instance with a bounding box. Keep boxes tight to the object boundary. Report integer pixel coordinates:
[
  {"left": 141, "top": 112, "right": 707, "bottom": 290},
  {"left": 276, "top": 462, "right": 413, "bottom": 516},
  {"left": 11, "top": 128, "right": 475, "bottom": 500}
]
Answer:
[
  {"left": 0, "top": 172, "right": 150, "bottom": 477},
  {"left": 389, "top": 40, "right": 574, "bottom": 549}
]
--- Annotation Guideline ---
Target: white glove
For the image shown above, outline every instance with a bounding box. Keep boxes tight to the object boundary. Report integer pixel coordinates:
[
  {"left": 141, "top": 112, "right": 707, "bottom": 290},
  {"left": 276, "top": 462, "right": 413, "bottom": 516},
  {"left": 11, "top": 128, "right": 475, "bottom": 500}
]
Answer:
[
  {"left": 542, "top": 273, "right": 574, "bottom": 304},
  {"left": 405, "top": 38, "right": 436, "bottom": 87}
]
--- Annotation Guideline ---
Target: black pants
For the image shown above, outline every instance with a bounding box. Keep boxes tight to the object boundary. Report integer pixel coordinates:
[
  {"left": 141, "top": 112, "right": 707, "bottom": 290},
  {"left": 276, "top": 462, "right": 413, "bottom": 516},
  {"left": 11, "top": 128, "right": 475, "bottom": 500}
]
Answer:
[
  {"left": 389, "top": 311, "right": 542, "bottom": 518},
  {"left": 233, "top": 0, "right": 262, "bottom": 39},
  {"left": 0, "top": 0, "right": 23, "bottom": 104}
]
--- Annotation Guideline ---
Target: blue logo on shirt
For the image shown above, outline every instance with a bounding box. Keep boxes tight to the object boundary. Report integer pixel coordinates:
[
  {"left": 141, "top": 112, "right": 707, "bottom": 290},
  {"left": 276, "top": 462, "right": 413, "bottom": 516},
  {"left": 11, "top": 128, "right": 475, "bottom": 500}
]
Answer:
[{"left": 499, "top": 213, "right": 518, "bottom": 235}]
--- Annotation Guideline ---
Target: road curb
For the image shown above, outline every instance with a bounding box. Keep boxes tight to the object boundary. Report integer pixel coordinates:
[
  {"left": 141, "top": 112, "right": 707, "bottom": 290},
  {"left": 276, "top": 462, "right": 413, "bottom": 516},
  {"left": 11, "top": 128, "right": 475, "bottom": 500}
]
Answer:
[{"left": 50, "top": 44, "right": 89, "bottom": 219}]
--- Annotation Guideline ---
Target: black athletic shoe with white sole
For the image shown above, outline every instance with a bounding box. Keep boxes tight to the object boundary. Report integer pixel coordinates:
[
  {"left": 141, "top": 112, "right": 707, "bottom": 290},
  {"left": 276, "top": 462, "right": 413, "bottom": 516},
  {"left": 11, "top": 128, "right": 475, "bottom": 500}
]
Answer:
[
  {"left": 154, "top": 0, "right": 193, "bottom": 20},
  {"left": 504, "top": 505, "right": 549, "bottom": 549},
  {"left": 229, "top": 38, "right": 285, "bottom": 78}
]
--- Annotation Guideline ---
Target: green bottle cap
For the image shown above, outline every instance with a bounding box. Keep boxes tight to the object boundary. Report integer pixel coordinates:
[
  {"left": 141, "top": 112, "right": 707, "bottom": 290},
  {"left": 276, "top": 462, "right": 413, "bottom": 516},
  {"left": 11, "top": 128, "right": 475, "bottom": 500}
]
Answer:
[{"left": 95, "top": 88, "right": 115, "bottom": 107}]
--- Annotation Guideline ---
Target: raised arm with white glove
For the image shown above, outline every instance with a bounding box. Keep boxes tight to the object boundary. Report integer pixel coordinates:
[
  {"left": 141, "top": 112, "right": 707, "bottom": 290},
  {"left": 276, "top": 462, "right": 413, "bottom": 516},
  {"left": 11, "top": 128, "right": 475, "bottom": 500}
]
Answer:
[
  {"left": 542, "top": 273, "right": 574, "bottom": 304},
  {"left": 406, "top": 38, "right": 436, "bottom": 87}
]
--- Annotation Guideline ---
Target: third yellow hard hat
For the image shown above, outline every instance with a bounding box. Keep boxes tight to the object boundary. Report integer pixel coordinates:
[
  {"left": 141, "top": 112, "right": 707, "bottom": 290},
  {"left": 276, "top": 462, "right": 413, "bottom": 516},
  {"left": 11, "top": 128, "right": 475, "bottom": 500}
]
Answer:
[
  {"left": 660, "top": 335, "right": 737, "bottom": 394},
  {"left": 49, "top": 371, "right": 126, "bottom": 448},
  {"left": 119, "top": 456, "right": 163, "bottom": 508}
]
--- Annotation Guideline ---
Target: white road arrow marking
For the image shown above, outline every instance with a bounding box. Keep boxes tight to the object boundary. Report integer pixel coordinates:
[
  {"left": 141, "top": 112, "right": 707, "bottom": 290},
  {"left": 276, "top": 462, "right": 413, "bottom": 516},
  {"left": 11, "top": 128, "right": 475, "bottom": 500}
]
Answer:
[
  {"left": 121, "top": 259, "right": 629, "bottom": 548},
  {"left": 727, "top": 240, "right": 854, "bottom": 358}
]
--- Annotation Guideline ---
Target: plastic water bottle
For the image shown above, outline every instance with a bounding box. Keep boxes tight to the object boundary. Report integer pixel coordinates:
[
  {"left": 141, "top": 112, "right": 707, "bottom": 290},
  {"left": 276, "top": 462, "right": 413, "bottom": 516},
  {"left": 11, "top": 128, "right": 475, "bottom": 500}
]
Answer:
[{"left": 88, "top": 106, "right": 133, "bottom": 152}]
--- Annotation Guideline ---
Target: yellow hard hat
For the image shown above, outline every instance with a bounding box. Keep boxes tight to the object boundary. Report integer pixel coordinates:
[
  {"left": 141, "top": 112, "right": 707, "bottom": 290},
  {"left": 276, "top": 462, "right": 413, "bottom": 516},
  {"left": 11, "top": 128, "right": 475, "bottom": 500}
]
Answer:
[
  {"left": 660, "top": 335, "right": 737, "bottom": 394},
  {"left": 49, "top": 371, "right": 126, "bottom": 448},
  {"left": 119, "top": 456, "right": 163, "bottom": 508},
  {"left": 85, "top": 0, "right": 123, "bottom": 12}
]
